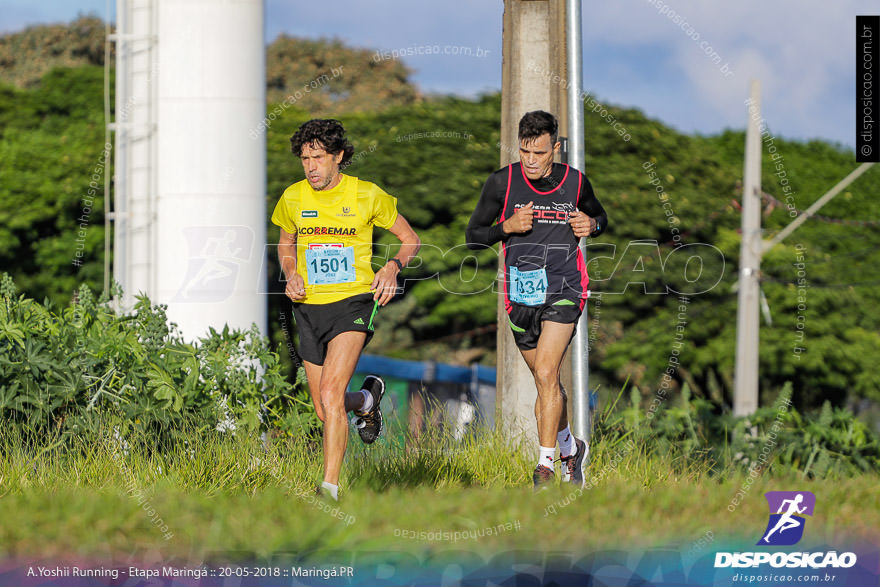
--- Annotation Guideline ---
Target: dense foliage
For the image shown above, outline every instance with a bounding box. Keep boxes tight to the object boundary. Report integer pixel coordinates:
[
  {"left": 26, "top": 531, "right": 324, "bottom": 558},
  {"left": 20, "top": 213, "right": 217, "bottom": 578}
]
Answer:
[
  {"left": 2, "top": 22, "right": 878, "bottom": 422},
  {"left": 593, "top": 382, "right": 880, "bottom": 480},
  {"left": 265, "top": 35, "right": 419, "bottom": 110},
  {"left": 0, "top": 66, "right": 108, "bottom": 299},
  {"left": 0, "top": 274, "right": 314, "bottom": 441},
  {"left": 0, "top": 17, "right": 418, "bottom": 113},
  {"left": 0, "top": 17, "right": 108, "bottom": 88}
]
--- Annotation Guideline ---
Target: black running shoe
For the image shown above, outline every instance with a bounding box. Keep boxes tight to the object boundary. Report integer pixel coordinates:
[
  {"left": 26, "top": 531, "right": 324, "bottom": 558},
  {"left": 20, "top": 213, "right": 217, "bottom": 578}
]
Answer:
[
  {"left": 560, "top": 437, "right": 588, "bottom": 488},
  {"left": 533, "top": 463, "right": 555, "bottom": 491},
  {"left": 353, "top": 375, "right": 385, "bottom": 444}
]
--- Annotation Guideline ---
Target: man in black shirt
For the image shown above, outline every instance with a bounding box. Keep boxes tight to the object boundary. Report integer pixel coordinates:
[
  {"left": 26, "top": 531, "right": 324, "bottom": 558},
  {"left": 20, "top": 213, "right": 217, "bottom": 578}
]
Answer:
[{"left": 466, "top": 110, "right": 607, "bottom": 490}]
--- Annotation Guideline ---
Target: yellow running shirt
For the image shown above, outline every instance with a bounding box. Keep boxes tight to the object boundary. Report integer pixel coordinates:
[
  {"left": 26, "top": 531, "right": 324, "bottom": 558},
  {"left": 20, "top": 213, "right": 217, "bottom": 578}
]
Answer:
[{"left": 271, "top": 174, "right": 399, "bottom": 305}]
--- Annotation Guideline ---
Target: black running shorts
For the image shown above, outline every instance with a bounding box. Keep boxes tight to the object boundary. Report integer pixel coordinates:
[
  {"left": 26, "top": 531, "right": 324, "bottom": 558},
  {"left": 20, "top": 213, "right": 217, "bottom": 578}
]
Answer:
[
  {"left": 507, "top": 297, "right": 582, "bottom": 351},
  {"left": 291, "top": 293, "right": 378, "bottom": 365}
]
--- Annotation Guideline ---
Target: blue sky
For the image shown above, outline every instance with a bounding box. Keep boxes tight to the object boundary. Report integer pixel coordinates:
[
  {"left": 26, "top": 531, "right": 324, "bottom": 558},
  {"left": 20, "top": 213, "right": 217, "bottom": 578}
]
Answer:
[{"left": 0, "top": 0, "right": 864, "bottom": 149}]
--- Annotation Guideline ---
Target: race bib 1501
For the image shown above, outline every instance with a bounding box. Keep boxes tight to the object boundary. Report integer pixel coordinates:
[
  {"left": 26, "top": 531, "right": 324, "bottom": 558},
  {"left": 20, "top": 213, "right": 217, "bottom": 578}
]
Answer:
[{"left": 305, "top": 246, "right": 356, "bottom": 285}]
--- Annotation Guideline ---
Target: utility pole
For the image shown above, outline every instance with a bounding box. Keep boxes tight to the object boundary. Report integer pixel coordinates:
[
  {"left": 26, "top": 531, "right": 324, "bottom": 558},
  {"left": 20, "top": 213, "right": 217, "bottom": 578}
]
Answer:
[
  {"left": 565, "top": 0, "right": 590, "bottom": 443},
  {"left": 733, "top": 80, "right": 762, "bottom": 417},
  {"left": 732, "top": 82, "right": 876, "bottom": 418}
]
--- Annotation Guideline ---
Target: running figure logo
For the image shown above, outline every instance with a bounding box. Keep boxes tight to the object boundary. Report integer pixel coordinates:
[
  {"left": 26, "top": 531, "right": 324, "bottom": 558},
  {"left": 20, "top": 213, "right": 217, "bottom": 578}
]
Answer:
[
  {"left": 173, "top": 226, "right": 253, "bottom": 302},
  {"left": 758, "top": 491, "right": 816, "bottom": 546}
]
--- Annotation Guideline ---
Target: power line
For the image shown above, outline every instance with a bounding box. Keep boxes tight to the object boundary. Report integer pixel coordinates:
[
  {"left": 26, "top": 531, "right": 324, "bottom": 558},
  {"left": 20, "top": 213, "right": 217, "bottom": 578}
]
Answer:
[
  {"left": 761, "top": 275, "right": 880, "bottom": 289},
  {"left": 658, "top": 198, "right": 738, "bottom": 248},
  {"left": 761, "top": 245, "right": 880, "bottom": 272},
  {"left": 760, "top": 191, "right": 880, "bottom": 227}
]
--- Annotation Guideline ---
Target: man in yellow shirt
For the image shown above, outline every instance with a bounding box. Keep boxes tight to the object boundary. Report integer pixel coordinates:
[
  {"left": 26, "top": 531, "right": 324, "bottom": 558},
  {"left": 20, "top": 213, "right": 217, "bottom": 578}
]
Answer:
[{"left": 272, "top": 119, "right": 420, "bottom": 500}]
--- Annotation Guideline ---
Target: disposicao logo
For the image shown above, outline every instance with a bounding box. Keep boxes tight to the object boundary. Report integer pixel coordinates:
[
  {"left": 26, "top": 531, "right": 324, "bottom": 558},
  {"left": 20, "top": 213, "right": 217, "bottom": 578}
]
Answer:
[
  {"left": 759, "top": 491, "right": 814, "bottom": 546},
  {"left": 714, "top": 490, "right": 857, "bottom": 570}
]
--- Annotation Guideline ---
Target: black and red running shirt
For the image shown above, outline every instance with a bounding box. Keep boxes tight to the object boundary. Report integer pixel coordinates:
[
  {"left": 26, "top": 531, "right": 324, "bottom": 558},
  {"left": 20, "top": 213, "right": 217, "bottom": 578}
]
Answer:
[{"left": 465, "top": 162, "right": 608, "bottom": 312}]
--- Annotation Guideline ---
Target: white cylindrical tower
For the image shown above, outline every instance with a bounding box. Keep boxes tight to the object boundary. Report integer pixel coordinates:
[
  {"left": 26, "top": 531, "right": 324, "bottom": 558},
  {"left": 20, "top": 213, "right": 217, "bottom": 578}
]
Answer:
[
  {"left": 113, "top": 0, "right": 158, "bottom": 312},
  {"left": 155, "top": 0, "right": 267, "bottom": 337}
]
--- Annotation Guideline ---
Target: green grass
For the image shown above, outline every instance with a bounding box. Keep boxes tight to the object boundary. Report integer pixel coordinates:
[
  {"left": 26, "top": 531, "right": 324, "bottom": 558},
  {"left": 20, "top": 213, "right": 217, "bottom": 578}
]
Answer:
[{"left": 1, "top": 419, "right": 878, "bottom": 564}]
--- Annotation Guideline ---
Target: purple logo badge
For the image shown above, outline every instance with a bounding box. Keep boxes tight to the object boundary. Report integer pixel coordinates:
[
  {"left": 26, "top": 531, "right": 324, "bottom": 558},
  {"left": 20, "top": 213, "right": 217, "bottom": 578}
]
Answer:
[{"left": 758, "top": 491, "right": 816, "bottom": 546}]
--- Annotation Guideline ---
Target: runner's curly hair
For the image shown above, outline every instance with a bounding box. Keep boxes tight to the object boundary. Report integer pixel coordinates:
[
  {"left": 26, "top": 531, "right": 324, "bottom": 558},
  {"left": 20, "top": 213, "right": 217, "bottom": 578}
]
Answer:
[
  {"left": 290, "top": 119, "right": 355, "bottom": 169},
  {"left": 518, "top": 110, "right": 558, "bottom": 145}
]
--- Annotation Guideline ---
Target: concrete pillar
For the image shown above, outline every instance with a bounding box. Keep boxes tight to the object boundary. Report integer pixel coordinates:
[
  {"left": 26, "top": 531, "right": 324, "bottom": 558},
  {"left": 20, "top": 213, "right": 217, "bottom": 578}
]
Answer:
[{"left": 497, "top": 0, "right": 570, "bottom": 445}]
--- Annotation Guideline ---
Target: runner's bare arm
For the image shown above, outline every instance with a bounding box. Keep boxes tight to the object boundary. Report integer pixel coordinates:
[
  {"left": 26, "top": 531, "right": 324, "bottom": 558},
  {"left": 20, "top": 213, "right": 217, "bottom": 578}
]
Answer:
[
  {"left": 371, "top": 214, "right": 421, "bottom": 306},
  {"left": 278, "top": 228, "right": 306, "bottom": 301}
]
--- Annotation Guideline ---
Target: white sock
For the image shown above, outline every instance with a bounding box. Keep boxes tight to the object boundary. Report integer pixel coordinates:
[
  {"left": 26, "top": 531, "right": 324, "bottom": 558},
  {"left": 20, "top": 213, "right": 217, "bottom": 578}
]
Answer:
[
  {"left": 359, "top": 389, "right": 373, "bottom": 413},
  {"left": 537, "top": 446, "right": 556, "bottom": 470},
  {"left": 321, "top": 481, "right": 339, "bottom": 501},
  {"left": 558, "top": 425, "right": 575, "bottom": 458}
]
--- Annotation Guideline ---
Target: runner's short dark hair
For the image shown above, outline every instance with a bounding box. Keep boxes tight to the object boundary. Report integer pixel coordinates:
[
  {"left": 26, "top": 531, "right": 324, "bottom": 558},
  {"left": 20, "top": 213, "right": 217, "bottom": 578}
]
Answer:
[
  {"left": 290, "top": 119, "right": 355, "bottom": 169},
  {"left": 518, "top": 110, "right": 558, "bottom": 145}
]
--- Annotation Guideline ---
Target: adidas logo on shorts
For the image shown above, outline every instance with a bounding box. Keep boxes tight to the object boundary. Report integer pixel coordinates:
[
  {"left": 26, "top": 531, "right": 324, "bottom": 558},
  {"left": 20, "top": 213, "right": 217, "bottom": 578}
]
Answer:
[{"left": 353, "top": 317, "right": 365, "bottom": 325}]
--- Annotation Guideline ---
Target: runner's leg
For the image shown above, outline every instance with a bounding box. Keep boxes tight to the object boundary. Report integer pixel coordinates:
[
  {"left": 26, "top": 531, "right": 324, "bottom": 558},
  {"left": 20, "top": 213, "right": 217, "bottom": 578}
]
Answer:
[
  {"left": 302, "top": 360, "right": 369, "bottom": 424},
  {"left": 319, "top": 331, "right": 367, "bottom": 486},
  {"left": 529, "top": 321, "right": 576, "bottom": 449},
  {"left": 302, "top": 360, "right": 325, "bottom": 422},
  {"left": 519, "top": 348, "right": 570, "bottom": 433}
]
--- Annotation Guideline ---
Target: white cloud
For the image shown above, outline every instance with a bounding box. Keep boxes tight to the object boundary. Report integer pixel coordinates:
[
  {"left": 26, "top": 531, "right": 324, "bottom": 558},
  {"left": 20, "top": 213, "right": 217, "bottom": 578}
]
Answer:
[{"left": 581, "top": 0, "right": 861, "bottom": 146}]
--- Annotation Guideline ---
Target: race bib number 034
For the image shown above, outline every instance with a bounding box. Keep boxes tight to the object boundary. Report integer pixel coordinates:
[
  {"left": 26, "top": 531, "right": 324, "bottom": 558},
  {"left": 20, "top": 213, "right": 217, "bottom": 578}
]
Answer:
[
  {"left": 509, "top": 266, "right": 547, "bottom": 306},
  {"left": 306, "top": 246, "right": 356, "bottom": 285}
]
